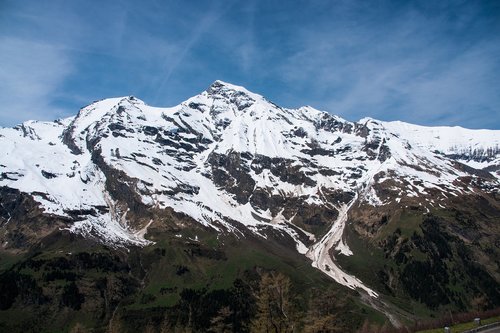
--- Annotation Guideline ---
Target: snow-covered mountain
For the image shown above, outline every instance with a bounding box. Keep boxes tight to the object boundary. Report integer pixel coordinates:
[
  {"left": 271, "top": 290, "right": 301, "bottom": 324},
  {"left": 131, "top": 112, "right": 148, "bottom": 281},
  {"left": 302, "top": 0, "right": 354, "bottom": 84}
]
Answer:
[{"left": 1, "top": 80, "right": 499, "bottom": 297}]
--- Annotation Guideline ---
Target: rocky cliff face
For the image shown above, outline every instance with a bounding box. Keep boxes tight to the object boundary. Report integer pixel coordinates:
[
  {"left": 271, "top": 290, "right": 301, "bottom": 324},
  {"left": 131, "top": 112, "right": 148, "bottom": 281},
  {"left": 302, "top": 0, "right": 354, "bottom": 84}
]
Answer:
[{"left": 1, "top": 81, "right": 499, "bottom": 308}]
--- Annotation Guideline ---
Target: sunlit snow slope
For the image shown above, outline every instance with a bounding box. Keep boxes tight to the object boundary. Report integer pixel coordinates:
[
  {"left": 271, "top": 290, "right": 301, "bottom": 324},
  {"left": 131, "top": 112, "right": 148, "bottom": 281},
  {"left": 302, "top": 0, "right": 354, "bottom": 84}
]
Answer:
[{"left": 1, "top": 80, "right": 499, "bottom": 296}]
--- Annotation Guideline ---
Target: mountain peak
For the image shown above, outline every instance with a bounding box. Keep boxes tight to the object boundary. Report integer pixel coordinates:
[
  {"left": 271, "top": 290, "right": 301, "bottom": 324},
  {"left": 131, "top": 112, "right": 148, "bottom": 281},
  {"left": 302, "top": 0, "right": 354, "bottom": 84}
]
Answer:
[
  {"left": 208, "top": 79, "right": 246, "bottom": 91},
  {"left": 206, "top": 80, "right": 263, "bottom": 101},
  {"left": 1, "top": 82, "right": 500, "bottom": 318}
]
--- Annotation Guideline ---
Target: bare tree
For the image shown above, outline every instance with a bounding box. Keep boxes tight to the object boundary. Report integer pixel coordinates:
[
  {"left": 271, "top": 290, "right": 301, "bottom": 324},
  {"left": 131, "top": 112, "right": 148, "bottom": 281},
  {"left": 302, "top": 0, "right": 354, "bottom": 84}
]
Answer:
[
  {"left": 209, "top": 306, "right": 233, "bottom": 333},
  {"left": 304, "top": 288, "right": 343, "bottom": 333},
  {"left": 252, "top": 272, "right": 294, "bottom": 333}
]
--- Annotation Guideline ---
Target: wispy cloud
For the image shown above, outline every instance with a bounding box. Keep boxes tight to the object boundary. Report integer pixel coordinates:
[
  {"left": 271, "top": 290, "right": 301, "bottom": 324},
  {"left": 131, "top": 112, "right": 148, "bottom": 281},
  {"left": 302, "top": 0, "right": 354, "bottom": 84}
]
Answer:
[
  {"left": 0, "top": 0, "right": 498, "bottom": 129},
  {"left": 153, "top": 1, "right": 232, "bottom": 101},
  {"left": 269, "top": 1, "right": 500, "bottom": 128},
  {"left": 0, "top": 37, "right": 73, "bottom": 125}
]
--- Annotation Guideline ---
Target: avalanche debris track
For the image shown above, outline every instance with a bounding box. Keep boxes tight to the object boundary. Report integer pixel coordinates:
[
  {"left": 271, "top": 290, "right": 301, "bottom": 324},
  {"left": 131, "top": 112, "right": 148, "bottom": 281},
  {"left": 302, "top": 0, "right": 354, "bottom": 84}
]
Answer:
[{"left": 306, "top": 194, "right": 378, "bottom": 297}]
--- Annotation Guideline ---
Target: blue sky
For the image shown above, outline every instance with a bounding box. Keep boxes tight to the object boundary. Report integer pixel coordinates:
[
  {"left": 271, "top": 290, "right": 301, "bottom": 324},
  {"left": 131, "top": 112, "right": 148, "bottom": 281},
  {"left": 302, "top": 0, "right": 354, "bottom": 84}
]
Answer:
[{"left": 1, "top": 0, "right": 499, "bottom": 129}]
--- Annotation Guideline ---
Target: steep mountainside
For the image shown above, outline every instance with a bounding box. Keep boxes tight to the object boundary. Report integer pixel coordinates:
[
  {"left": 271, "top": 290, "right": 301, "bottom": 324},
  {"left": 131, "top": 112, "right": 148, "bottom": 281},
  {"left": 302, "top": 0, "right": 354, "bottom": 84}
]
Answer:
[{"left": 1, "top": 81, "right": 499, "bottom": 331}]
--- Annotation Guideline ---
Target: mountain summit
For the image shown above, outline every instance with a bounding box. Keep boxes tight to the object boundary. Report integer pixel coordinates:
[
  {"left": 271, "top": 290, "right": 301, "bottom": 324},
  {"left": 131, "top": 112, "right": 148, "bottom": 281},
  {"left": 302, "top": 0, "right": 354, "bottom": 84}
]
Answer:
[{"left": 1, "top": 82, "right": 499, "bottom": 324}]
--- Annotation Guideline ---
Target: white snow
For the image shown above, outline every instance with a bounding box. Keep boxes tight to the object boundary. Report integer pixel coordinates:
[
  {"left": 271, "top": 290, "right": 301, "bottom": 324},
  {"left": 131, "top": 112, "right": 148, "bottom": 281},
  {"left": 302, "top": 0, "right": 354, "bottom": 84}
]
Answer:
[
  {"left": 1, "top": 81, "right": 499, "bottom": 295},
  {"left": 307, "top": 195, "right": 378, "bottom": 297},
  {"left": 377, "top": 119, "right": 500, "bottom": 171}
]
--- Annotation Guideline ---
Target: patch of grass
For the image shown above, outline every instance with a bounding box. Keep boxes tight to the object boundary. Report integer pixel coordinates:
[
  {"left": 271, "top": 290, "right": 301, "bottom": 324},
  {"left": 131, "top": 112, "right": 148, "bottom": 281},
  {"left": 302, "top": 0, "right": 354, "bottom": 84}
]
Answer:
[
  {"left": 0, "top": 252, "right": 23, "bottom": 272},
  {"left": 358, "top": 301, "right": 388, "bottom": 326},
  {"left": 0, "top": 226, "right": 391, "bottom": 332},
  {"left": 337, "top": 223, "right": 390, "bottom": 293},
  {"left": 376, "top": 209, "right": 424, "bottom": 241}
]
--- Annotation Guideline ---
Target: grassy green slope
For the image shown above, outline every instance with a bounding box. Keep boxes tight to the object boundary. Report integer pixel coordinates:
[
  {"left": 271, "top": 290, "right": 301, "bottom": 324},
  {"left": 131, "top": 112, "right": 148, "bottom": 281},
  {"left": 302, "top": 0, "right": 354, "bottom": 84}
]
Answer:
[
  {"left": 0, "top": 221, "right": 385, "bottom": 333},
  {"left": 338, "top": 198, "right": 500, "bottom": 324}
]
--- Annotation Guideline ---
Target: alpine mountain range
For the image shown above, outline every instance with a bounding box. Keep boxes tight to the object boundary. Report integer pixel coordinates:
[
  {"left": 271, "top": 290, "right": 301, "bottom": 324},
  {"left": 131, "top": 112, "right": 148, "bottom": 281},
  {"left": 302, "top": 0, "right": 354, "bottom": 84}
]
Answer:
[{"left": 1, "top": 81, "right": 499, "bottom": 331}]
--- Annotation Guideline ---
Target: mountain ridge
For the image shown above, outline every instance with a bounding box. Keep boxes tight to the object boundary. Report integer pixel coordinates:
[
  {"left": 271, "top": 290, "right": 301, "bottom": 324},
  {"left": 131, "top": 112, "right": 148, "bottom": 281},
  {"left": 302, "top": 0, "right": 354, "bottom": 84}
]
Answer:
[{"left": 1, "top": 81, "right": 499, "bottom": 310}]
